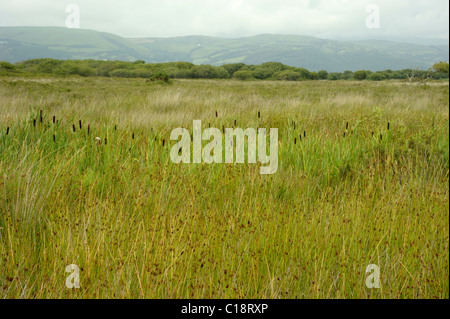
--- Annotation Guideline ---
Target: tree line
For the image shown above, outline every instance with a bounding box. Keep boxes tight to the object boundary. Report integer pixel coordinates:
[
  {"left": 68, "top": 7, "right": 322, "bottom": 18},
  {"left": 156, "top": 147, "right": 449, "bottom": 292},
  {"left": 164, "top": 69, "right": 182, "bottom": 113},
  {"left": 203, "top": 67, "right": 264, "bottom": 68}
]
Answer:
[{"left": 0, "top": 59, "right": 448, "bottom": 82}]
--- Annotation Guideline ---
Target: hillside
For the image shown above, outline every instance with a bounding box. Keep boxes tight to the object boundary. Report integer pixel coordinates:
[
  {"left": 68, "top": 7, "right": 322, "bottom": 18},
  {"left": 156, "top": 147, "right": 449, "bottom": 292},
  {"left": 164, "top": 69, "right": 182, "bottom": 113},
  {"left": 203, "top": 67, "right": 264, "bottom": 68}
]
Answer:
[
  {"left": 0, "top": 26, "right": 448, "bottom": 71},
  {"left": 0, "top": 26, "right": 151, "bottom": 62},
  {"left": 131, "top": 34, "right": 449, "bottom": 71}
]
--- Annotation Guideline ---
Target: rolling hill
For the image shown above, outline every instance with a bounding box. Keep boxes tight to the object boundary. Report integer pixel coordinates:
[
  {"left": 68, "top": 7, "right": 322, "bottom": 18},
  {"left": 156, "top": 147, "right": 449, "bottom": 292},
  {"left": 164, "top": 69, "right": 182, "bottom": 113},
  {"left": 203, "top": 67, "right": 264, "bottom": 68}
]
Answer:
[
  {"left": 131, "top": 34, "right": 449, "bottom": 71},
  {"left": 0, "top": 26, "right": 151, "bottom": 62},
  {"left": 0, "top": 26, "right": 448, "bottom": 72}
]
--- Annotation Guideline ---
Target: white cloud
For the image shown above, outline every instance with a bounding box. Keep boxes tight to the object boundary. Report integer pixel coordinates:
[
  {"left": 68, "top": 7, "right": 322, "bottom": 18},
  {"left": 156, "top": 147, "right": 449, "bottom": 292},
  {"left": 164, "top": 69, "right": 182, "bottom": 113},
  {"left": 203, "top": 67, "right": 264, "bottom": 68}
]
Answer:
[{"left": 0, "top": 0, "right": 448, "bottom": 41}]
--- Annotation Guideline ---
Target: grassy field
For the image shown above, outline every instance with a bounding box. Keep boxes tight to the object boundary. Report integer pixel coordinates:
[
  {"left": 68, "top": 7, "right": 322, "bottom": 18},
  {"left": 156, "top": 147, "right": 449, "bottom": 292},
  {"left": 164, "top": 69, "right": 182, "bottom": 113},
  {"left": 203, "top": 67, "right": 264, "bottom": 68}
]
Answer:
[{"left": 0, "top": 76, "right": 448, "bottom": 298}]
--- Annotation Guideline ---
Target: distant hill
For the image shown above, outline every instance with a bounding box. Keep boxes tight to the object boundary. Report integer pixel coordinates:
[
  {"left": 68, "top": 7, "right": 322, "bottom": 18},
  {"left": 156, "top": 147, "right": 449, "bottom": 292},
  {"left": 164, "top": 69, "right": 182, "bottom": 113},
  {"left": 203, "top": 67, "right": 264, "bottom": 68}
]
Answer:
[
  {"left": 0, "top": 26, "right": 151, "bottom": 62},
  {"left": 131, "top": 34, "right": 449, "bottom": 71},
  {"left": 0, "top": 26, "right": 448, "bottom": 72}
]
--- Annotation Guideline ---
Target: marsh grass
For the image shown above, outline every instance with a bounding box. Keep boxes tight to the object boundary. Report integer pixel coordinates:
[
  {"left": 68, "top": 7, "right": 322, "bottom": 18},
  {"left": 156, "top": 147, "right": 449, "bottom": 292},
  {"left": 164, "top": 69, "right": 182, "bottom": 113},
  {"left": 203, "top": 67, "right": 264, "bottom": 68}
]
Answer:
[{"left": 0, "top": 77, "right": 448, "bottom": 298}]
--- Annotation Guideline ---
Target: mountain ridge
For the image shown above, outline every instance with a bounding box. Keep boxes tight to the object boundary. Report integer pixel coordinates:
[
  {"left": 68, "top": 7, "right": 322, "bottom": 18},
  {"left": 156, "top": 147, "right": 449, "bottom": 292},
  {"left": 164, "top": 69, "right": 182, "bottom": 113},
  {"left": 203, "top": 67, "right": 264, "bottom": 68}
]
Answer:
[{"left": 0, "top": 26, "right": 448, "bottom": 72}]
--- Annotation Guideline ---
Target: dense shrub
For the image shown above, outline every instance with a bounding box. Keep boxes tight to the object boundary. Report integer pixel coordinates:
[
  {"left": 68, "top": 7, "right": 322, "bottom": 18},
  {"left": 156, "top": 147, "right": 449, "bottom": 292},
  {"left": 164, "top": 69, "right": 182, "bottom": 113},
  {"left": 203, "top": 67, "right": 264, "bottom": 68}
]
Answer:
[
  {"left": 273, "top": 70, "right": 302, "bottom": 81},
  {"left": 318, "top": 70, "right": 328, "bottom": 80},
  {"left": 190, "top": 65, "right": 229, "bottom": 79},
  {"left": 327, "top": 73, "right": 341, "bottom": 80},
  {"left": 309, "top": 72, "right": 319, "bottom": 80},
  {"left": 342, "top": 70, "right": 353, "bottom": 80},
  {"left": 353, "top": 70, "right": 368, "bottom": 81},
  {"left": 0, "top": 61, "right": 17, "bottom": 71},
  {"left": 54, "top": 61, "right": 94, "bottom": 77},
  {"left": 7, "top": 58, "right": 448, "bottom": 82},
  {"left": 233, "top": 70, "right": 255, "bottom": 80},
  {"left": 249, "top": 62, "right": 288, "bottom": 80},
  {"left": 291, "top": 67, "right": 311, "bottom": 80},
  {"left": 109, "top": 69, "right": 136, "bottom": 78},
  {"left": 150, "top": 72, "right": 172, "bottom": 84},
  {"left": 222, "top": 63, "right": 246, "bottom": 77},
  {"left": 368, "top": 73, "right": 386, "bottom": 81}
]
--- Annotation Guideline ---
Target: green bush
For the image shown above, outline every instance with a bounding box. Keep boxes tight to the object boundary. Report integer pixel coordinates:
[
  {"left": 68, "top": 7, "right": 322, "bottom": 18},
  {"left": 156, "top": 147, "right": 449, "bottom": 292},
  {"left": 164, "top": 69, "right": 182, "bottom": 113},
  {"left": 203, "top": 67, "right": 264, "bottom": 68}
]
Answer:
[
  {"left": 309, "top": 72, "right": 319, "bottom": 80},
  {"left": 273, "top": 70, "right": 302, "bottom": 81},
  {"left": 109, "top": 69, "right": 136, "bottom": 78},
  {"left": 150, "top": 72, "right": 172, "bottom": 84},
  {"left": 191, "top": 65, "right": 229, "bottom": 79},
  {"left": 54, "top": 61, "right": 94, "bottom": 77},
  {"left": 318, "top": 70, "right": 328, "bottom": 80},
  {"left": 353, "top": 70, "right": 368, "bottom": 81},
  {"left": 8, "top": 57, "right": 437, "bottom": 82},
  {"left": 433, "top": 61, "right": 449, "bottom": 74},
  {"left": 222, "top": 63, "right": 246, "bottom": 77},
  {"left": 368, "top": 73, "right": 386, "bottom": 81},
  {"left": 233, "top": 70, "right": 255, "bottom": 80},
  {"left": 291, "top": 67, "right": 311, "bottom": 80},
  {"left": 250, "top": 62, "right": 288, "bottom": 79},
  {"left": 328, "top": 73, "right": 341, "bottom": 80},
  {"left": 26, "top": 58, "right": 64, "bottom": 74},
  {"left": 342, "top": 70, "right": 353, "bottom": 80},
  {"left": 0, "top": 61, "right": 16, "bottom": 71}
]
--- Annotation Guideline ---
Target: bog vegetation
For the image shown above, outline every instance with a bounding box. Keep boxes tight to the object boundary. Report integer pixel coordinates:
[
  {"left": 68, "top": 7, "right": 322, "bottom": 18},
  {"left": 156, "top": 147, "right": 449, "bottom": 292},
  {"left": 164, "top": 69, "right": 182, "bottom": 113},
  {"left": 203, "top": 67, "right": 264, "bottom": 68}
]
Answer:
[{"left": 0, "top": 75, "right": 448, "bottom": 298}]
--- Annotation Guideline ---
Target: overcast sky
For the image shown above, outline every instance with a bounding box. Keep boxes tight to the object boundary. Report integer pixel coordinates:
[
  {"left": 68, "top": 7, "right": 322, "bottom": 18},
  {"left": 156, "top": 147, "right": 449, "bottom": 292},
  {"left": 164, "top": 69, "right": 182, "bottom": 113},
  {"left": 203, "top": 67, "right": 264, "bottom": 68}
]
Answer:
[{"left": 0, "top": 0, "right": 448, "bottom": 41}]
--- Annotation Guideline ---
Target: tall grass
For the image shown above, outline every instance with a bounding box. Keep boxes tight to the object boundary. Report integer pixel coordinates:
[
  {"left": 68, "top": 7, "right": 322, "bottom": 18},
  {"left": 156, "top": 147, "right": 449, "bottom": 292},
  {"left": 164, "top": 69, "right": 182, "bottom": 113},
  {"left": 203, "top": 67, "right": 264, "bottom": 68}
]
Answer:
[{"left": 0, "top": 76, "right": 448, "bottom": 298}]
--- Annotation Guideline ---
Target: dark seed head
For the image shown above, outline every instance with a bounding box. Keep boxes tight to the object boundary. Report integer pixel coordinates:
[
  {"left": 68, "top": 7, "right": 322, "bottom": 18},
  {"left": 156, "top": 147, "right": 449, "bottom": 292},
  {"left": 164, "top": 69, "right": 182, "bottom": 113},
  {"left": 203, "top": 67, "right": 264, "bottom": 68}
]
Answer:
[
  {"left": 346, "top": 122, "right": 349, "bottom": 130},
  {"left": 79, "top": 120, "right": 82, "bottom": 130},
  {"left": 6, "top": 127, "right": 9, "bottom": 135},
  {"left": 387, "top": 122, "right": 390, "bottom": 130},
  {"left": 52, "top": 116, "right": 55, "bottom": 124},
  {"left": 294, "top": 138, "right": 297, "bottom": 144},
  {"left": 72, "top": 124, "right": 76, "bottom": 132},
  {"left": 258, "top": 111, "right": 261, "bottom": 119},
  {"left": 33, "top": 119, "right": 36, "bottom": 127}
]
